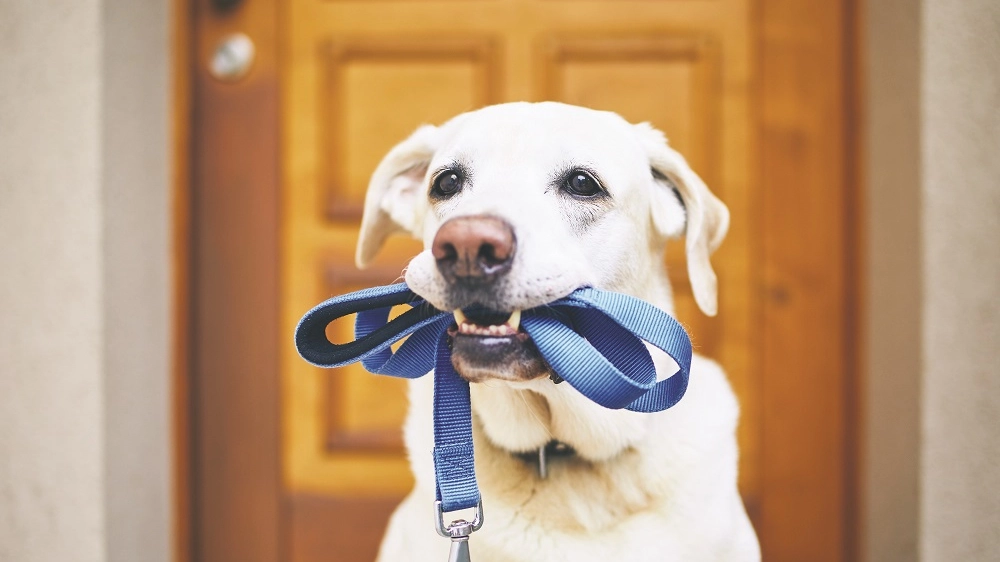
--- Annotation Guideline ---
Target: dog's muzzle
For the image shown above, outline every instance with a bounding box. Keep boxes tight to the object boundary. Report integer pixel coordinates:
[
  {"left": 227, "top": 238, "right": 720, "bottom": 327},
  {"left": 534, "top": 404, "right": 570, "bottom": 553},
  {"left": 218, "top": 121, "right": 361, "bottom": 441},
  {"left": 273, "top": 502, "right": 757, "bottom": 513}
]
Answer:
[{"left": 431, "top": 215, "right": 547, "bottom": 382}]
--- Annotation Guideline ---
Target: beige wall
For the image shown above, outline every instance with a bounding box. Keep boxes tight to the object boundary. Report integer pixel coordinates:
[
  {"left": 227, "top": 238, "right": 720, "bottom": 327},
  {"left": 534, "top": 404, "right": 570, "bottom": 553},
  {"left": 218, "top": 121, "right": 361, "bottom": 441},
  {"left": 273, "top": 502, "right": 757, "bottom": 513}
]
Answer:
[
  {"left": 866, "top": 0, "right": 1000, "bottom": 560},
  {"left": 102, "top": 0, "right": 171, "bottom": 560},
  {"left": 0, "top": 1, "right": 171, "bottom": 561},
  {"left": 920, "top": 0, "right": 1000, "bottom": 559},
  {"left": 0, "top": 2, "right": 106, "bottom": 561}
]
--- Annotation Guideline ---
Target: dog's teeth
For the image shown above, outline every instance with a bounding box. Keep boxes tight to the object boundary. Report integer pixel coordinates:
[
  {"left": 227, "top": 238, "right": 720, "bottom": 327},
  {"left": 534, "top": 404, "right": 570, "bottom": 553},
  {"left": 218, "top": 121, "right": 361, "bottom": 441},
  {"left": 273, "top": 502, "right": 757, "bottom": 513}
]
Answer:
[
  {"left": 454, "top": 310, "right": 522, "bottom": 337},
  {"left": 507, "top": 310, "right": 521, "bottom": 331}
]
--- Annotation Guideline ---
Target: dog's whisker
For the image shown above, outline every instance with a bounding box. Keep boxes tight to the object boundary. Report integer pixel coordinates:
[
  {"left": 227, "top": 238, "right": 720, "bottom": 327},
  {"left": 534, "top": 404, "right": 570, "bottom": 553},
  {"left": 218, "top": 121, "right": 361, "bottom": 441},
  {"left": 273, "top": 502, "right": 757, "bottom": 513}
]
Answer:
[{"left": 516, "top": 388, "right": 554, "bottom": 441}]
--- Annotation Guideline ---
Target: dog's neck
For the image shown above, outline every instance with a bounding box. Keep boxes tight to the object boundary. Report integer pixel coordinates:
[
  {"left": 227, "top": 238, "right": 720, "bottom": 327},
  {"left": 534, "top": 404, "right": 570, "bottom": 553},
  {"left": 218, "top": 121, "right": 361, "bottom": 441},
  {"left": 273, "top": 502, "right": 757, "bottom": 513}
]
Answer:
[
  {"left": 471, "top": 364, "right": 659, "bottom": 462},
  {"left": 470, "top": 378, "right": 673, "bottom": 531}
]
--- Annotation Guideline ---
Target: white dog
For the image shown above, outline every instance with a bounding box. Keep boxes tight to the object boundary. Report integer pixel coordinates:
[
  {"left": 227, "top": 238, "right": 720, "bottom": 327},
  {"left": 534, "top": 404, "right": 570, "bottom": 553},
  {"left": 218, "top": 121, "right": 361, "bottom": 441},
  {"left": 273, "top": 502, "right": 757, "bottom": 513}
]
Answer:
[{"left": 356, "top": 102, "right": 759, "bottom": 561}]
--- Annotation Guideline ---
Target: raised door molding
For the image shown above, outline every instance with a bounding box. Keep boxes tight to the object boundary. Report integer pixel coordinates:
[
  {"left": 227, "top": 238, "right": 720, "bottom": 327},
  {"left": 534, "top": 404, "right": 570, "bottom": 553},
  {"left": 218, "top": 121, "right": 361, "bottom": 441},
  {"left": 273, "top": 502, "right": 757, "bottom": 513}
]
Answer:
[{"left": 320, "top": 38, "right": 500, "bottom": 222}]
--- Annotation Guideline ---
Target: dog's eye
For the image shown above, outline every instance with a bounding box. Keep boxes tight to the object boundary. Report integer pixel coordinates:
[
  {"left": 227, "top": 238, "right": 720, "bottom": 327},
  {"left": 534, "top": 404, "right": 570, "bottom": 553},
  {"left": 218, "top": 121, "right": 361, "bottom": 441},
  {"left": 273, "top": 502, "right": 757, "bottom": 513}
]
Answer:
[
  {"left": 431, "top": 169, "right": 464, "bottom": 198},
  {"left": 563, "top": 170, "right": 604, "bottom": 198}
]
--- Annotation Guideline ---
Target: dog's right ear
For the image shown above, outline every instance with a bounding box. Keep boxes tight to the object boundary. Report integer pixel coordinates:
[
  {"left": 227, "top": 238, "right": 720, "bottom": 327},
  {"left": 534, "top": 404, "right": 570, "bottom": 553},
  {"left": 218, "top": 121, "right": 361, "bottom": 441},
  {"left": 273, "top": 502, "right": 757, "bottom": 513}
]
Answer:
[
  {"left": 356, "top": 125, "right": 440, "bottom": 268},
  {"left": 635, "top": 123, "right": 730, "bottom": 317}
]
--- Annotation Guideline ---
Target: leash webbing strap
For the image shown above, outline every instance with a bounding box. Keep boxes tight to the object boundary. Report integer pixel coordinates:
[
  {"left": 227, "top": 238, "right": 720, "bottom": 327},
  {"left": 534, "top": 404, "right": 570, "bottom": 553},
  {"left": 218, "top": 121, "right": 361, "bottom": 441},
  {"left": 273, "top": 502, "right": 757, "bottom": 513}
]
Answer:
[
  {"left": 432, "top": 332, "right": 481, "bottom": 511},
  {"left": 295, "top": 282, "right": 692, "bottom": 513}
]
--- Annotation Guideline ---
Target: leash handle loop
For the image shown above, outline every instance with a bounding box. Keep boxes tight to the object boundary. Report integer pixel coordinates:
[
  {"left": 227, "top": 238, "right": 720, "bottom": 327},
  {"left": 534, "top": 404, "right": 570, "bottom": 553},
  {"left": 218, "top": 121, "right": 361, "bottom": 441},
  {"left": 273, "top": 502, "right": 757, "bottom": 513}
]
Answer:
[{"left": 295, "top": 282, "right": 448, "bottom": 371}]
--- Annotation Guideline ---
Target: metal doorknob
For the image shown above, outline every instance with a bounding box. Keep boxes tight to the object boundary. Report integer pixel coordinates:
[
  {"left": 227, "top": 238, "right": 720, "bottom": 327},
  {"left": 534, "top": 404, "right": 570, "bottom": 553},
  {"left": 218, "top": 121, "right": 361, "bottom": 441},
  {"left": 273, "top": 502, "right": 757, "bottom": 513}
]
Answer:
[{"left": 210, "top": 33, "right": 255, "bottom": 82}]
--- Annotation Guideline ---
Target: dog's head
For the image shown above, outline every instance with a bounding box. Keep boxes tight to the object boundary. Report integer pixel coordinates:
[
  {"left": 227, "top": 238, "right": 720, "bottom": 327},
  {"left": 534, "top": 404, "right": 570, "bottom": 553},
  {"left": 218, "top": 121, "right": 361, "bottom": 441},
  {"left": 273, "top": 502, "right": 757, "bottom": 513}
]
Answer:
[{"left": 357, "top": 102, "right": 727, "bottom": 384}]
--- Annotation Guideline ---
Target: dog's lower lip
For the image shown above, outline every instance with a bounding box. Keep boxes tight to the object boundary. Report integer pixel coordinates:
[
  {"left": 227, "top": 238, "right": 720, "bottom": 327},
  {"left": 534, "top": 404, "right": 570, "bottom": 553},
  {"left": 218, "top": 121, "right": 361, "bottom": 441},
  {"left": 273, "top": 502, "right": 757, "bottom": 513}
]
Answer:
[{"left": 447, "top": 324, "right": 546, "bottom": 383}]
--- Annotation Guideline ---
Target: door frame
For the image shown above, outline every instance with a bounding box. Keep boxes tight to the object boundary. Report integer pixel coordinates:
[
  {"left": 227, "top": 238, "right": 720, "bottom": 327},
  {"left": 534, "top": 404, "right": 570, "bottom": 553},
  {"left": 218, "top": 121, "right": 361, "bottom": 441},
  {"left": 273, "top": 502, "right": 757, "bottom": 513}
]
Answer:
[
  {"left": 176, "top": 0, "right": 284, "bottom": 560},
  {"left": 174, "top": 0, "right": 865, "bottom": 560}
]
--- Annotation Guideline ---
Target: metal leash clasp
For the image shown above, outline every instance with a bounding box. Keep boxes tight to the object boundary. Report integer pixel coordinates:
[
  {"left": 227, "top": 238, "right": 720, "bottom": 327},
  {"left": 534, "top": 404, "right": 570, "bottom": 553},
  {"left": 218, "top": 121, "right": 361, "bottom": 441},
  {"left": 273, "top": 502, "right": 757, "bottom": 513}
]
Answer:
[{"left": 434, "top": 500, "right": 484, "bottom": 562}]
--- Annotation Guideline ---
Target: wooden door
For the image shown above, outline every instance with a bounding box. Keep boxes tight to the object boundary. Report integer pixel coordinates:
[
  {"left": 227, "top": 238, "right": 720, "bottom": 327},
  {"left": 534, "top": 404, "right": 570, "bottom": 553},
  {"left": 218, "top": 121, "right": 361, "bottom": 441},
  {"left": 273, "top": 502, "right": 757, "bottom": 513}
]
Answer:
[{"left": 188, "top": 0, "right": 858, "bottom": 561}]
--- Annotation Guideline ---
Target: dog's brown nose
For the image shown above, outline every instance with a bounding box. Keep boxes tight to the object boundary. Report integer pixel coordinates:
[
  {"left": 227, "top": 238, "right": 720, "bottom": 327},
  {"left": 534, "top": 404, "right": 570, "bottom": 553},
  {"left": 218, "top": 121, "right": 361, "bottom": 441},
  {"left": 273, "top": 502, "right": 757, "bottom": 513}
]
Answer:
[{"left": 432, "top": 215, "right": 516, "bottom": 283}]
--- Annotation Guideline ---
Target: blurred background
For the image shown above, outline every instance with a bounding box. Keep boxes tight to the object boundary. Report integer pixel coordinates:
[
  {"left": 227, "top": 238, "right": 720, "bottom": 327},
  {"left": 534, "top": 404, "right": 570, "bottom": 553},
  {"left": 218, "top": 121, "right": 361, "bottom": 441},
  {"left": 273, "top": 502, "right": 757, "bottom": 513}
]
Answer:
[{"left": 1, "top": 0, "right": 997, "bottom": 561}]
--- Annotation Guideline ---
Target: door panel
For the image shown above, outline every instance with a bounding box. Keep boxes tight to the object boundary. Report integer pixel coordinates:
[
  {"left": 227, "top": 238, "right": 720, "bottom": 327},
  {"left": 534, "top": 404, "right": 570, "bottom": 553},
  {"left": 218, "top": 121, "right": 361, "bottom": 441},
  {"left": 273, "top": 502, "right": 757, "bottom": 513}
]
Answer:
[
  {"left": 320, "top": 40, "right": 500, "bottom": 221},
  {"left": 190, "top": 0, "right": 856, "bottom": 560},
  {"left": 282, "top": 1, "right": 756, "bottom": 559}
]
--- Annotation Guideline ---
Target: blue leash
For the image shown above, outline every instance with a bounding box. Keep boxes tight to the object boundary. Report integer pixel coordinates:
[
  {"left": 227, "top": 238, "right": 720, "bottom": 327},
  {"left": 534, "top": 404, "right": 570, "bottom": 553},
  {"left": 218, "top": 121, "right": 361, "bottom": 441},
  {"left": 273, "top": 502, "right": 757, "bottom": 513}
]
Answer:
[{"left": 294, "top": 283, "right": 692, "bottom": 539}]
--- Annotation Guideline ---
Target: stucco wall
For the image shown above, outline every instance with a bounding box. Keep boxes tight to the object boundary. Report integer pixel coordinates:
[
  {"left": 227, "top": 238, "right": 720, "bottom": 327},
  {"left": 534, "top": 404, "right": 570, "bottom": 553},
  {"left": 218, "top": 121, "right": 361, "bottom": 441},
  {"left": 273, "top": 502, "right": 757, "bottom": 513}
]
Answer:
[
  {"left": 866, "top": 0, "right": 1000, "bottom": 560},
  {"left": 0, "top": 2, "right": 106, "bottom": 561},
  {"left": 0, "top": 1, "right": 171, "bottom": 561},
  {"left": 102, "top": 0, "right": 171, "bottom": 560},
  {"left": 920, "top": 0, "right": 1000, "bottom": 559}
]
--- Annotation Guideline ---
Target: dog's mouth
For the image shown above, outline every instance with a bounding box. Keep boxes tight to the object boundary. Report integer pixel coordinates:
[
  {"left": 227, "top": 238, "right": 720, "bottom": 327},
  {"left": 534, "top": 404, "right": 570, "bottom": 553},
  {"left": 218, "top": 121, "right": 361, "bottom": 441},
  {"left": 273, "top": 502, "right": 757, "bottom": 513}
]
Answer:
[
  {"left": 452, "top": 308, "right": 522, "bottom": 337},
  {"left": 446, "top": 307, "right": 549, "bottom": 383}
]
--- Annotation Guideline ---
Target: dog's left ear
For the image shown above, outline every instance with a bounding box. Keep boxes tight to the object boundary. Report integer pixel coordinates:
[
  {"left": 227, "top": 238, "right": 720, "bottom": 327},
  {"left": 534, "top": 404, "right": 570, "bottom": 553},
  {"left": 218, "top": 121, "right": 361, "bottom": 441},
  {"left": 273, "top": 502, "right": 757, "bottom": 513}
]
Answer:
[
  {"left": 635, "top": 123, "right": 730, "bottom": 317},
  {"left": 356, "top": 125, "right": 440, "bottom": 268}
]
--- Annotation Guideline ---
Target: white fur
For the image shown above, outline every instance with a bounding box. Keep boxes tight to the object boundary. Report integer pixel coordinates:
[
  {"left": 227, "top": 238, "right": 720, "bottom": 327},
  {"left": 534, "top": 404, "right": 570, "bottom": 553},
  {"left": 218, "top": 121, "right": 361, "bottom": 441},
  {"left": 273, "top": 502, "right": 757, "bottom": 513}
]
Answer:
[{"left": 357, "top": 102, "right": 758, "bottom": 561}]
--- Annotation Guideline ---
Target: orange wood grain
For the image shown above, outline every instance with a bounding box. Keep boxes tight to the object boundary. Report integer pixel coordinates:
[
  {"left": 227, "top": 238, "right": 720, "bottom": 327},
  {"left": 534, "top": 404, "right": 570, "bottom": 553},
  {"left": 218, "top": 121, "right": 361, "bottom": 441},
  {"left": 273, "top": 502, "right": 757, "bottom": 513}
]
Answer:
[
  {"left": 190, "top": 0, "right": 284, "bottom": 560},
  {"left": 170, "top": 0, "right": 191, "bottom": 559},
  {"left": 757, "top": 0, "right": 856, "bottom": 560},
  {"left": 288, "top": 495, "right": 403, "bottom": 562},
  {"left": 845, "top": 0, "right": 866, "bottom": 559}
]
